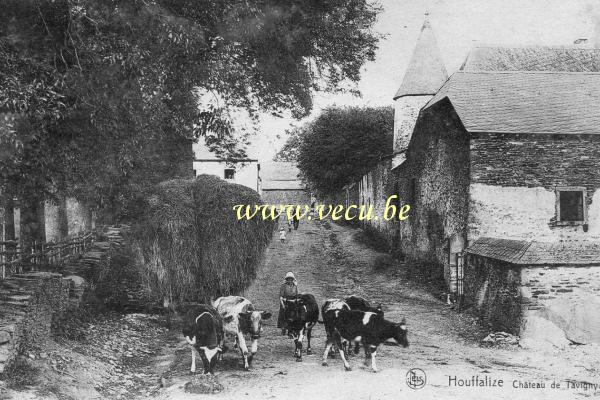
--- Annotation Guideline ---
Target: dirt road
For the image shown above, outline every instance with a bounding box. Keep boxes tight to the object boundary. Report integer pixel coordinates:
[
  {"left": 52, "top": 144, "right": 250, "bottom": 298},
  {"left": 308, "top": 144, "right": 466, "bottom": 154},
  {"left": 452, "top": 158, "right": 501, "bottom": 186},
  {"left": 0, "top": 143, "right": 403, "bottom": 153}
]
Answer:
[
  {"left": 158, "top": 220, "right": 600, "bottom": 400},
  {"left": 4, "top": 219, "right": 598, "bottom": 399}
]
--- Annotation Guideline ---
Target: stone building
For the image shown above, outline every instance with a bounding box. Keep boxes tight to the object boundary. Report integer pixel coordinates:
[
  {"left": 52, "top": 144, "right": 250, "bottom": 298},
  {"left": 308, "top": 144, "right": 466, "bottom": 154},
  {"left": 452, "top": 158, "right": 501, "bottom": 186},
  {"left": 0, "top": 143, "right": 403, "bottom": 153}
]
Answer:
[
  {"left": 390, "top": 27, "right": 600, "bottom": 344},
  {"left": 260, "top": 162, "right": 309, "bottom": 206}
]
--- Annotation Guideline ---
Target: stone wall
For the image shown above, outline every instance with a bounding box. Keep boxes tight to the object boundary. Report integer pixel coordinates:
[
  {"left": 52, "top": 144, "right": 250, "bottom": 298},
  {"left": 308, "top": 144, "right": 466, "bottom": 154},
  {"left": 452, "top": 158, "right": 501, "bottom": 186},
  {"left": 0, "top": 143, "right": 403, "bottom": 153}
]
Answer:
[
  {"left": 463, "top": 254, "right": 522, "bottom": 334},
  {"left": 464, "top": 253, "right": 600, "bottom": 346},
  {"left": 358, "top": 158, "right": 396, "bottom": 245},
  {"left": 520, "top": 265, "right": 600, "bottom": 346},
  {"left": 0, "top": 272, "right": 77, "bottom": 372},
  {"left": 469, "top": 133, "right": 600, "bottom": 242},
  {"left": 395, "top": 99, "right": 470, "bottom": 283},
  {"left": 392, "top": 95, "right": 433, "bottom": 167}
]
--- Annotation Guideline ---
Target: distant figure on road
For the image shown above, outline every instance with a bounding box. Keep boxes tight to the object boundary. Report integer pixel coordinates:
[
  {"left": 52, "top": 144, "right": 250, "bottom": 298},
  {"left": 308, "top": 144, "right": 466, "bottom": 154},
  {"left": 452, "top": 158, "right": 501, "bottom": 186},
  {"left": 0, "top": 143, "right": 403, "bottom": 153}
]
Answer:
[
  {"left": 278, "top": 272, "right": 298, "bottom": 335},
  {"left": 279, "top": 227, "right": 287, "bottom": 243},
  {"left": 292, "top": 214, "right": 299, "bottom": 230}
]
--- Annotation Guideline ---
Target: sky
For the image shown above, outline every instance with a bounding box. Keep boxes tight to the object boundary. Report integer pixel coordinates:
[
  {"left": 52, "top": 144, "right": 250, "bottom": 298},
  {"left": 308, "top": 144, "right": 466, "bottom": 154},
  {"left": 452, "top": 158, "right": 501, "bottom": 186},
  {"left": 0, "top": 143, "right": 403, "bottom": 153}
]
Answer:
[{"left": 197, "top": 0, "right": 600, "bottom": 161}]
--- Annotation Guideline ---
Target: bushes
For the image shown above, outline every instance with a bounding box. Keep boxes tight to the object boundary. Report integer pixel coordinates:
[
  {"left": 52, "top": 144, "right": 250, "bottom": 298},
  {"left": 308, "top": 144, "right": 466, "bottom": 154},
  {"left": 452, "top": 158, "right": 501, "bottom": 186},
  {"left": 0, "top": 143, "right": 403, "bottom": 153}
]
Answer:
[{"left": 132, "top": 175, "right": 275, "bottom": 306}]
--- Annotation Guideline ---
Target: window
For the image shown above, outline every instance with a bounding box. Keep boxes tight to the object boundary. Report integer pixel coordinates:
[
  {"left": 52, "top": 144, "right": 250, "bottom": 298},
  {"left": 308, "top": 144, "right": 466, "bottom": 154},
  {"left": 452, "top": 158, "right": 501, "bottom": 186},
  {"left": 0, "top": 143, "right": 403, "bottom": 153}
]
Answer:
[
  {"left": 556, "top": 187, "right": 586, "bottom": 224},
  {"left": 224, "top": 168, "right": 235, "bottom": 180}
]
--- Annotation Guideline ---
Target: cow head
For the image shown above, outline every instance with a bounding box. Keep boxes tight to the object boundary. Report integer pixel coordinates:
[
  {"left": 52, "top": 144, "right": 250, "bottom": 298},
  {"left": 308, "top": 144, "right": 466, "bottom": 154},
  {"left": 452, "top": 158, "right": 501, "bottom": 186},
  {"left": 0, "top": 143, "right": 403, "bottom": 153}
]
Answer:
[
  {"left": 182, "top": 325, "right": 196, "bottom": 345},
  {"left": 241, "top": 310, "right": 272, "bottom": 339},
  {"left": 283, "top": 298, "right": 304, "bottom": 323},
  {"left": 393, "top": 318, "right": 409, "bottom": 348}
]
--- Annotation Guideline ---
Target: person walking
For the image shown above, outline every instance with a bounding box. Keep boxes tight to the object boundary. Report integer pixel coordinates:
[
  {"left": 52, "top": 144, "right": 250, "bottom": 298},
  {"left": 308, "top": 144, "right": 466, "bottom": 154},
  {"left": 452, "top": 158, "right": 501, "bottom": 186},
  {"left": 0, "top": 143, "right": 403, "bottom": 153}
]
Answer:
[
  {"left": 277, "top": 271, "right": 298, "bottom": 335},
  {"left": 279, "top": 227, "right": 286, "bottom": 243}
]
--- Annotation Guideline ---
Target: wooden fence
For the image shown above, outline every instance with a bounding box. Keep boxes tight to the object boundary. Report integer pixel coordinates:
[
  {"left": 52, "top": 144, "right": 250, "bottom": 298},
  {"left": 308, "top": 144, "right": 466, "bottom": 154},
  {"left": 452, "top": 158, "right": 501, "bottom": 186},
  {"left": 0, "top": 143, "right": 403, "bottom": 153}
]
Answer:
[{"left": 0, "top": 232, "right": 94, "bottom": 279}]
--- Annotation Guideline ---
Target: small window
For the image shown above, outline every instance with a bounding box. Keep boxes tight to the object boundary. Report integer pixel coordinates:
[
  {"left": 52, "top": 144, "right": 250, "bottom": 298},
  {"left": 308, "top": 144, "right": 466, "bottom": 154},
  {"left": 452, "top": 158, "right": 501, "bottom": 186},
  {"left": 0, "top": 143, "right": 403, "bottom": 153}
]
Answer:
[
  {"left": 224, "top": 168, "right": 235, "bottom": 180},
  {"left": 556, "top": 187, "right": 586, "bottom": 224}
]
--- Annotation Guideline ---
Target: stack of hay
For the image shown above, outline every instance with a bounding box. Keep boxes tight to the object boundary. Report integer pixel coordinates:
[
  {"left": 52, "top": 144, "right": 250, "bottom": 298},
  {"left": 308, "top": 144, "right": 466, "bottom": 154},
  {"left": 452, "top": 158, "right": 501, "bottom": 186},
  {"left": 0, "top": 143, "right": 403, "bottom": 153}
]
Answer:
[{"left": 133, "top": 174, "right": 275, "bottom": 305}]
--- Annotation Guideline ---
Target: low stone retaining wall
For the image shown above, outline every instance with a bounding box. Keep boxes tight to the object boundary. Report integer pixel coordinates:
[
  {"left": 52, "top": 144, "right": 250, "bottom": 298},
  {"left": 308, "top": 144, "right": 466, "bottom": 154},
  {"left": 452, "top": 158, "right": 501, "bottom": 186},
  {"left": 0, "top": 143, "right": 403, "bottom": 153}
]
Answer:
[
  {"left": 464, "top": 253, "right": 600, "bottom": 348},
  {"left": 0, "top": 227, "right": 126, "bottom": 373},
  {"left": 0, "top": 272, "right": 78, "bottom": 372}
]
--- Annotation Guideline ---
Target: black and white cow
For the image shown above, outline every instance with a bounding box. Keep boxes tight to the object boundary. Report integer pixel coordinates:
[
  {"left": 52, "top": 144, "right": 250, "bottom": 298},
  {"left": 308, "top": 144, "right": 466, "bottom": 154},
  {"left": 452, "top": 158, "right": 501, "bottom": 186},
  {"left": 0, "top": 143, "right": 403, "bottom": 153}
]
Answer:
[
  {"left": 182, "top": 304, "right": 225, "bottom": 374},
  {"left": 321, "top": 299, "right": 350, "bottom": 357},
  {"left": 344, "top": 295, "right": 383, "bottom": 314},
  {"left": 321, "top": 309, "right": 408, "bottom": 372},
  {"left": 284, "top": 293, "right": 319, "bottom": 361},
  {"left": 343, "top": 295, "right": 383, "bottom": 354},
  {"left": 213, "top": 296, "right": 272, "bottom": 370}
]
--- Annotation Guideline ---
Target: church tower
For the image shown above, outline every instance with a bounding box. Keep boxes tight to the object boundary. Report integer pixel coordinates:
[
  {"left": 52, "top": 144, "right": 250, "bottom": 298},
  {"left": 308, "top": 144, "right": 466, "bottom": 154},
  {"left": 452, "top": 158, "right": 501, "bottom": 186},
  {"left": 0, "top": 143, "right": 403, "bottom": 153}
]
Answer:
[{"left": 392, "top": 16, "right": 448, "bottom": 168}]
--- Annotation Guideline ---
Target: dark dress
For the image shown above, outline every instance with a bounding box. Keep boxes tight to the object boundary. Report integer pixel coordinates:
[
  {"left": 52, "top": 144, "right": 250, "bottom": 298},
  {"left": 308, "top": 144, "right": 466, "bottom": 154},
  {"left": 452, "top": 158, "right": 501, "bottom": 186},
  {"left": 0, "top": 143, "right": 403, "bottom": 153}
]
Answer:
[{"left": 277, "top": 281, "right": 298, "bottom": 329}]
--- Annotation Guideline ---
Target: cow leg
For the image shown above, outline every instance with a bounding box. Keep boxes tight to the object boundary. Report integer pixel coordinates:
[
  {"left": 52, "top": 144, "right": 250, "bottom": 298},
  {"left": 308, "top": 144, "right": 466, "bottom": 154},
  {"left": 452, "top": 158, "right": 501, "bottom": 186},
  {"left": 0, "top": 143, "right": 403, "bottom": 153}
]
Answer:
[
  {"left": 333, "top": 332, "right": 351, "bottom": 371},
  {"left": 248, "top": 338, "right": 258, "bottom": 365},
  {"left": 354, "top": 342, "right": 360, "bottom": 355},
  {"left": 237, "top": 332, "right": 250, "bottom": 370},
  {"left": 337, "top": 344, "right": 351, "bottom": 371},
  {"left": 190, "top": 347, "right": 197, "bottom": 373},
  {"left": 294, "top": 328, "right": 304, "bottom": 361},
  {"left": 306, "top": 323, "right": 313, "bottom": 355},
  {"left": 322, "top": 339, "right": 334, "bottom": 366},
  {"left": 200, "top": 347, "right": 221, "bottom": 374},
  {"left": 363, "top": 343, "right": 372, "bottom": 367},
  {"left": 370, "top": 345, "right": 378, "bottom": 373}
]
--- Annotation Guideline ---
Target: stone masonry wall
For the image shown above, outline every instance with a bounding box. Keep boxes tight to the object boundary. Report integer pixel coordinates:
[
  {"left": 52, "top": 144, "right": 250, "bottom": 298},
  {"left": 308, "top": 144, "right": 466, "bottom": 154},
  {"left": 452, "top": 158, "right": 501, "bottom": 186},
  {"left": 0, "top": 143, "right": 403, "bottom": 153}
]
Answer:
[
  {"left": 469, "top": 133, "right": 600, "bottom": 242},
  {"left": 393, "top": 95, "right": 433, "bottom": 166},
  {"left": 464, "top": 254, "right": 600, "bottom": 346},
  {"left": 520, "top": 265, "right": 600, "bottom": 345},
  {"left": 463, "top": 254, "right": 522, "bottom": 334},
  {"left": 358, "top": 158, "right": 396, "bottom": 246},
  {"left": 395, "top": 100, "right": 471, "bottom": 283},
  {"left": 0, "top": 272, "right": 76, "bottom": 372}
]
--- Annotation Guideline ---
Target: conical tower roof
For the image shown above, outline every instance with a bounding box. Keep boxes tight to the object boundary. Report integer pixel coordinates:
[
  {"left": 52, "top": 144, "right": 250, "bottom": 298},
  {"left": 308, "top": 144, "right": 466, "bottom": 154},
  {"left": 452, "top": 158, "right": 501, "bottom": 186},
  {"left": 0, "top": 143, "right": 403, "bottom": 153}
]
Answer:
[{"left": 393, "top": 19, "right": 448, "bottom": 100}]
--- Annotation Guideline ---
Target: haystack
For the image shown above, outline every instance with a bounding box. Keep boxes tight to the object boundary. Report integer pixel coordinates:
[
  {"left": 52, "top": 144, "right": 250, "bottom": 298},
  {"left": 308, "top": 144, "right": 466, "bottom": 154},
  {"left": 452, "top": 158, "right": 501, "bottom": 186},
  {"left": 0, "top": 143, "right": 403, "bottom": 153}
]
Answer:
[{"left": 132, "top": 174, "right": 275, "bottom": 305}]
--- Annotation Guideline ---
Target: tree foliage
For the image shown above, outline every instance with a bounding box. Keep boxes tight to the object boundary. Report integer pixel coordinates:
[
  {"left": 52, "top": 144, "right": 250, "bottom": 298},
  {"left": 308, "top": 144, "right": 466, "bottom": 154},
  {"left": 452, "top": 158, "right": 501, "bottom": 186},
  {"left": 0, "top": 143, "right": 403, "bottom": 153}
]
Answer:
[
  {"left": 0, "top": 0, "right": 381, "bottom": 219},
  {"left": 295, "top": 106, "right": 393, "bottom": 195}
]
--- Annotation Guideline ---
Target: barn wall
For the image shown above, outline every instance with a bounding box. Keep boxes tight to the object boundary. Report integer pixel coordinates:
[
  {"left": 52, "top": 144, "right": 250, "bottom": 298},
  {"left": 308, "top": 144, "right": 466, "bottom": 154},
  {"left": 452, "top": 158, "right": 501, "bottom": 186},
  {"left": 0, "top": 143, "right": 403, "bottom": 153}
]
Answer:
[
  {"left": 469, "top": 133, "right": 600, "bottom": 243},
  {"left": 395, "top": 100, "right": 471, "bottom": 284}
]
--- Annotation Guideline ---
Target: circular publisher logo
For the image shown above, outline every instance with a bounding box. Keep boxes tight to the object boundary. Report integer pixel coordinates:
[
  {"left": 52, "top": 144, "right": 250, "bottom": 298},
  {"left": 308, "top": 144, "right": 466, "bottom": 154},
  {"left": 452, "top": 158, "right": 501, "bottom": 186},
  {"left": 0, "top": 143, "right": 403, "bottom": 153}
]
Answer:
[{"left": 406, "top": 368, "right": 427, "bottom": 390}]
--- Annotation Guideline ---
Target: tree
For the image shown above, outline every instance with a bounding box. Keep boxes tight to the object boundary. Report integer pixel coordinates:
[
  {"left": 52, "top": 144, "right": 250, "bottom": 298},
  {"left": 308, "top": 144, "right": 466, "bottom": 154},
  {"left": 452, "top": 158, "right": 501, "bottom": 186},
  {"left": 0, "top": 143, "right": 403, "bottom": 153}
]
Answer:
[
  {"left": 296, "top": 106, "right": 393, "bottom": 196},
  {"left": 0, "top": 0, "right": 382, "bottom": 227},
  {"left": 274, "top": 126, "right": 304, "bottom": 162}
]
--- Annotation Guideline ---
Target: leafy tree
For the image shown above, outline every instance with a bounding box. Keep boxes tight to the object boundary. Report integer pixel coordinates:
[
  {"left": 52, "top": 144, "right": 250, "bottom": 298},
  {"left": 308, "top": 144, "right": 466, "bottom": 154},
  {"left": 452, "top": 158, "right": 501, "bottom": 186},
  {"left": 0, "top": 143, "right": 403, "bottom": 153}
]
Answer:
[
  {"left": 274, "top": 126, "right": 304, "bottom": 162},
  {"left": 296, "top": 106, "right": 393, "bottom": 195},
  {"left": 0, "top": 0, "right": 382, "bottom": 232}
]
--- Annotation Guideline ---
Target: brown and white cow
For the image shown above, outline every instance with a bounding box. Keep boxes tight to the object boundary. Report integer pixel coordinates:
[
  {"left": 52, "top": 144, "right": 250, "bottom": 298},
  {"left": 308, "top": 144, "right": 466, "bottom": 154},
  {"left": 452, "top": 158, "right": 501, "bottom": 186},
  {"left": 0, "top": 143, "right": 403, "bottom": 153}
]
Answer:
[
  {"left": 181, "top": 304, "right": 225, "bottom": 374},
  {"left": 213, "top": 296, "right": 272, "bottom": 370}
]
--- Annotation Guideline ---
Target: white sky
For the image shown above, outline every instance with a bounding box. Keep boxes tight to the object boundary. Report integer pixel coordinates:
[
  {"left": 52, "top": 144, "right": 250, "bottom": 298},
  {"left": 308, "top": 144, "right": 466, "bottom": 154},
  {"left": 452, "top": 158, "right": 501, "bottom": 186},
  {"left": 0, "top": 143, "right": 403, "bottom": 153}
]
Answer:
[{"left": 212, "top": 0, "right": 600, "bottom": 161}]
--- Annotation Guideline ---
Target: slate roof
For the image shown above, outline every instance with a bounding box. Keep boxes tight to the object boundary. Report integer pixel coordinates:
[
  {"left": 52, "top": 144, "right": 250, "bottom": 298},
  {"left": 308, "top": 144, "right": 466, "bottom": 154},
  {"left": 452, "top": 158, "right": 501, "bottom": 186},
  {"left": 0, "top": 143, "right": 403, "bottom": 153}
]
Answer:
[
  {"left": 467, "top": 237, "right": 600, "bottom": 265},
  {"left": 393, "top": 20, "right": 448, "bottom": 100},
  {"left": 424, "top": 71, "right": 600, "bottom": 135},
  {"left": 461, "top": 46, "right": 600, "bottom": 72}
]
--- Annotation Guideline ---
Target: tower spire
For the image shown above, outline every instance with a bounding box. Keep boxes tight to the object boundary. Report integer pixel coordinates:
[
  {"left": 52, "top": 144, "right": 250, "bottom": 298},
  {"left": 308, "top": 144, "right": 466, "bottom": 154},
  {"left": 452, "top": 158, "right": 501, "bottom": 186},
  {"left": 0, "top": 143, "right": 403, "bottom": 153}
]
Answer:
[{"left": 393, "top": 17, "right": 448, "bottom": 100}]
